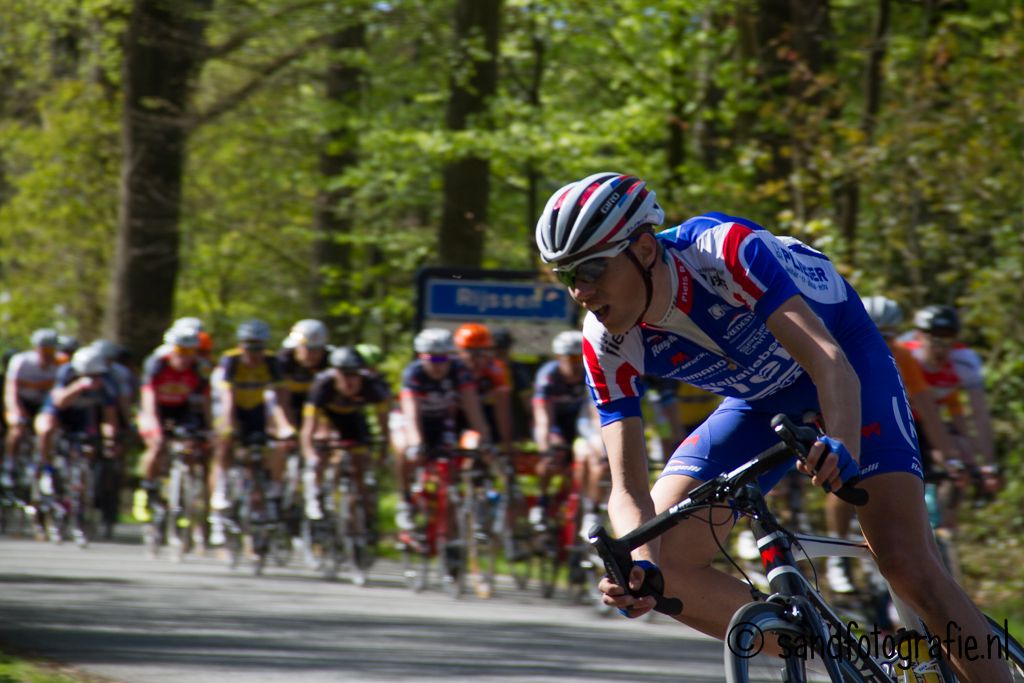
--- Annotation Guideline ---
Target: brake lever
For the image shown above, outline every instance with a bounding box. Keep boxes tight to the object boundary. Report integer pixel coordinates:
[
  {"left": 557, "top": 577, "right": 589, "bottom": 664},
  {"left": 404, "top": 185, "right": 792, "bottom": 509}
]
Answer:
[{"left": 770, "top": 414, "right": 869, "bottom": 506}]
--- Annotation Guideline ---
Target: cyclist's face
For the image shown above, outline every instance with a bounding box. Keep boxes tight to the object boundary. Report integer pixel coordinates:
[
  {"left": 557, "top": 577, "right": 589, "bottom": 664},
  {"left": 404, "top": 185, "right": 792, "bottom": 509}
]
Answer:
[
  {"left": 169, "top": 345, "right": 196, "bottom": 369},
  {"left": 561, "top": 237, "right": 653, "bottom": 335},
  {"left": 296, "top": 344, "right": 325, "bottom": 366},
  {"left": 37, "top": 346, "right": 57, "bottom": 363},
  {"left": 420, "top": 354, "right": 451, "bottom": 378},
  {"left": 240, "top": 341, "right": 265, "bottom": 361},
  {"left": 336, "top": 369, "right": 363, "bottom": 395},
  {"left": 557, "top": 353, "right": 584, "bottom": 379},
  {"left": 460, "top": 348, "right": 491, "bottom": 371},
  {"left": 920, "top": 331, "right": 956, "bottom": 363}
]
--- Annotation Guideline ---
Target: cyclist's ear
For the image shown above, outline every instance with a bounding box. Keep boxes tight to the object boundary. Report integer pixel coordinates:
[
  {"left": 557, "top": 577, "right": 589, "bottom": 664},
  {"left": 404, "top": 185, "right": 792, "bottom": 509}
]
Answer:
[{"left": 634, "top": 231, "right": 659, "bottom": 269}]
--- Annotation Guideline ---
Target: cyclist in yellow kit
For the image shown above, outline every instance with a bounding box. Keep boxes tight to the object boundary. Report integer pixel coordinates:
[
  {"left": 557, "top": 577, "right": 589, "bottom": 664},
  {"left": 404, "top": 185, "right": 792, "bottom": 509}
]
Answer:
[{"left": 208, "top": 319, "right": 294, "bottom": 545}]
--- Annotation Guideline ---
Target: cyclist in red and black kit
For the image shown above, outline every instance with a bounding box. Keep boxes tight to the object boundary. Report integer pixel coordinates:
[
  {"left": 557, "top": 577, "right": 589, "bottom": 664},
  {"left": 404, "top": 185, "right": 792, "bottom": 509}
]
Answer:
[
  {"left": 393, "top": 328, "right": 492, "bottom": 531},
  {"left": 137, "top": 327, "right": 211, "bottom": 505}
]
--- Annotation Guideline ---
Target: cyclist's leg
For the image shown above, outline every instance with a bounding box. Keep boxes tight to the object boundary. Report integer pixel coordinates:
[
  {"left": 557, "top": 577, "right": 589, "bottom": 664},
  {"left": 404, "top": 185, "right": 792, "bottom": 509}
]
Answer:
[
  {"left": 849, "top": 335, "right": 1011, "bottom": 683},
  {"left": 857, "top": 472, "right": 1011, "bottom": 682},
  {"left": 651, "top": 400, "right": 794, "bottom": 641}
]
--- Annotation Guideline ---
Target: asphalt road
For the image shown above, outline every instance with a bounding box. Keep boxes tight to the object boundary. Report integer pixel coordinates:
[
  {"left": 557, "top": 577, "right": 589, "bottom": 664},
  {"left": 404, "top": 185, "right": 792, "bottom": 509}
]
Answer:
[{"left": 0, "top": 528, "right": 737, "bottom": 683}]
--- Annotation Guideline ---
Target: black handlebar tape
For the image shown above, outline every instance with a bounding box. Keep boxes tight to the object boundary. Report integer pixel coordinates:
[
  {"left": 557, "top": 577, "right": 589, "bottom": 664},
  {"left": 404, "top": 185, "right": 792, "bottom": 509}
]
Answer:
[{"left": 589, "top": 525, "right": 683, "bottom": 617}]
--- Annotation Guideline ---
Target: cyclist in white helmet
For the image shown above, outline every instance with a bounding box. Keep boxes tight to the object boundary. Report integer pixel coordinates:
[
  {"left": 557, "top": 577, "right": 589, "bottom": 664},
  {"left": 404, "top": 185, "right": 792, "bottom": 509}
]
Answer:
[
  {"left": 277, "top": 319, "right": 330, "bottom": 432},
  {"left": 36, "top": 345, "right": 119, "bottom": 467},
  {"left": 535, "top": 172, "right": 1008, "bottom": 682},
  {"left": 393, "top": 328, "right": 492, "bottom": 531},
  {"left": 530, "top": 330, "right": 605, "bottom": 538},
  {"left": 3, "top": 329, "right": 60, "bottom": 483}
]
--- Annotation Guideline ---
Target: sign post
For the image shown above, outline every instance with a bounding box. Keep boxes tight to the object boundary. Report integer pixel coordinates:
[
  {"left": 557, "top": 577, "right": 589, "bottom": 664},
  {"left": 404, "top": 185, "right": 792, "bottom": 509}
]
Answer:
[{"left": 415, "top": 267, "right": 577, "bottom": 355}]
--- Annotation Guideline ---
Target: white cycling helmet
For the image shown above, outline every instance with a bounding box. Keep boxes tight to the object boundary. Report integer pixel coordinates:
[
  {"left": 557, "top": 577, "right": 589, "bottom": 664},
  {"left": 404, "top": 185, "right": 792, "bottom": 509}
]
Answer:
[
  {"left": 31, "top": 328, "right": 59, "bottom": 348},
  {"left": 535, "top": 172, "right": 664, "bottom": 268},
  {"left": 285, "top": 319, "right": 328, "bottom": 349},
  {"left": 861, "top": 296, "right": 903, "bottom": 330},
  {"left": 173, "top": 316, "right": 204, "bottom": 334},
  {"left": 71, "top": 346, "right": 107, "bottom": 376},
  {"left": 413, "top": 328, "right": 454, "bottom": 355},
  {"left": 552, "top": 330, "right": 584, "bottom": 356},
  {"left": 163, "top": 326, "right": 200, "bottom": 349}
]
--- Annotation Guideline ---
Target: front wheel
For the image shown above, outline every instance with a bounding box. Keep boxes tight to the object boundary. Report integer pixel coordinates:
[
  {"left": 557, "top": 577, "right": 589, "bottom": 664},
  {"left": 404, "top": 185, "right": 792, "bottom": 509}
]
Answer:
[
  {"left": 724, "top": 601, "right": 868, "bottom": 683},
  {"left": 986, "top": 614, "right": 1024, "bottom": 681}
]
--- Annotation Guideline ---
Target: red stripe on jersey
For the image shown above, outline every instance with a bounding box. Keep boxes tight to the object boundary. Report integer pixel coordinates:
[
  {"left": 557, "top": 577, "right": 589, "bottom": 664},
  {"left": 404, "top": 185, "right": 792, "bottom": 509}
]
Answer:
[
  {"left": 615, "top": 361, "right": 640, "bottom": 398},
  {"left": 582, "top": 337, "right": 610, "bottom": 403},
  {"left": 721, "top": 224, "right": 765, "bottom": 303}
]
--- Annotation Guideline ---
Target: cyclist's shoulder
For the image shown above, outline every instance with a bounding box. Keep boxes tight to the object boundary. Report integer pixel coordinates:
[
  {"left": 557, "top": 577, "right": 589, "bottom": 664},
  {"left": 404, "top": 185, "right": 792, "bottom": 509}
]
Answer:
[{"left": 656, "top": 212, "right": 767, "bottom": 249}]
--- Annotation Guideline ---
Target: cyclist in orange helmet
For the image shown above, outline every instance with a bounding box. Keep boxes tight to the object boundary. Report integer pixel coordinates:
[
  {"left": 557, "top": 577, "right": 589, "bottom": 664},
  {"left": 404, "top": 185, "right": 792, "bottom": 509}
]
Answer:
[{"left": 453, "top": 323, "right": 514, "bottom": 456}]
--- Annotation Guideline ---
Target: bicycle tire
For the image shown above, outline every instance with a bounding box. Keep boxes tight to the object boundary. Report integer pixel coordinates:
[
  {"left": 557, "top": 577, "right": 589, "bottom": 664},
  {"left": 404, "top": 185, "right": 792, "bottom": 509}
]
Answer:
[
  {"left": 537, "top": 527, "right": 561, "bottom": 599},
  {"left": 985, "top": 614, "right": 1024, "bottom": 682},
  {"left": 725, "top": 600, "right": 871, "bottom": 683}
]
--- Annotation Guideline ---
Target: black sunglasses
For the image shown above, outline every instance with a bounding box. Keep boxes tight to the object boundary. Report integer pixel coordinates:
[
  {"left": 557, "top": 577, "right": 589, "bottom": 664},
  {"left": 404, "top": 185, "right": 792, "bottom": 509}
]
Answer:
[
  {"left": 552, "top": 233, "right": 643, "bottom": 289},
  {"left": 554, "top": 257, "right": 613, "bottom": 289}
]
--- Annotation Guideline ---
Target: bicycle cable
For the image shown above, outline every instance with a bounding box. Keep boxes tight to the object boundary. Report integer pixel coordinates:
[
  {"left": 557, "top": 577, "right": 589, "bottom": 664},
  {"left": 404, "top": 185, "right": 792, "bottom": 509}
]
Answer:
[{"left": 696, "top": 503, "right": 765, "bottom": 602}]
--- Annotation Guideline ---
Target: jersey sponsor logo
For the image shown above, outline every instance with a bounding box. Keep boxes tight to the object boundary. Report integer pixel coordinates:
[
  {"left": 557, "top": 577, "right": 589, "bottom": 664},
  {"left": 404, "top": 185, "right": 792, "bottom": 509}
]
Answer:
[
  {"left": 723, "top": 312, "right": 753, "bottom": 341},
  {"left": 599, "top": 332, "right": 626, "bottom": 358},
  {"left": 651, "top": 337, "right": 673, "bottom": 357},
  {"left": 768, "top": 241, "right": 831, "bottom": 286},
  {"left": 670, "top": 351, "right": 690, "bottom": 366},
  {"left": 860, "top": 462, "right": 880, "bottom": 475},
  {"left": 664, "top": 462, "right": 702, "bottom": 474},
  {"left": 672, "top": 256, "right": 694, "bottom": 314},
  {"left": 708, "top": 303, "right": 728, "bottom": 320}
]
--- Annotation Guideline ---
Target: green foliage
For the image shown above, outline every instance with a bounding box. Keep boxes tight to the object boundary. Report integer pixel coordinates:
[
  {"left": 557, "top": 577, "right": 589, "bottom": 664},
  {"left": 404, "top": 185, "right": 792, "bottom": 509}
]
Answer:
[{"left": 0, "top": 0, "right": 1021, "bottom": 613}]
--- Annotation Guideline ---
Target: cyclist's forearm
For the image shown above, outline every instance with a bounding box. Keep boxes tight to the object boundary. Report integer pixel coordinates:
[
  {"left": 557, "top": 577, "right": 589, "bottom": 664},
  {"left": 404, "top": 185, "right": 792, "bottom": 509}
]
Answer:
[
  {"left": 602, "top": 417, "right": 659, "bottom": 562},
  {"left": 909, "top": 392, "right": 960, "bottom": 465}
]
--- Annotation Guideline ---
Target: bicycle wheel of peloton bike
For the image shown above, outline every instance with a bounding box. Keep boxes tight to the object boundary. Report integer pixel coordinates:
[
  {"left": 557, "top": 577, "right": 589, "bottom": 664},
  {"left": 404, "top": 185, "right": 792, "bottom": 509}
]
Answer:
[
  {"left": 501, "top": 485, "right": 532, "bottom": 590},
  {"left": 724, "top": 601, "right": 869, "bottom": 683},
  {"left": 536, "top": 527, "right": 562, "bottom": 599}
]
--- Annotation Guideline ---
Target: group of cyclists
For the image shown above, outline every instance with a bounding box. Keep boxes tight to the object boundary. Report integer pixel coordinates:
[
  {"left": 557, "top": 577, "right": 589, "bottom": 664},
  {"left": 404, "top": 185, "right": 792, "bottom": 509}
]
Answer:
[
  {"left": 0, "top": 296, "right": 996, "bottom": 570},
  {"left": 0, "top": 166, "right": 1010, "bottom": 682}
]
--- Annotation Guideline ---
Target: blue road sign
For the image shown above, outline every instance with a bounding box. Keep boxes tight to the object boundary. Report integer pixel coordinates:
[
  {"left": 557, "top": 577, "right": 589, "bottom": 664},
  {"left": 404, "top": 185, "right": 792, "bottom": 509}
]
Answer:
[{"left": 425, "top": 279, "right": 574, "bottom": 323}]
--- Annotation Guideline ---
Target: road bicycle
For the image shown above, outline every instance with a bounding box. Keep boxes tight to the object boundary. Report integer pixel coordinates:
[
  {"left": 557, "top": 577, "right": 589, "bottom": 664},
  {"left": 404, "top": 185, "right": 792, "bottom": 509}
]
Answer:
[
  {"left": 590, "top": 414, "right": 1024, "bottom": 682},
  {"left": 222, "top": 432, "right": 293, "bottom": 575},
  {"left": 30, "top": 431, "right": 101, "bottom": 547},
  {"left": 301, "top": 437, "right": 378, "bottom": 584},
  {"left": 0, "top": 432, "right": 38, "bottom": 537},
  {"left": 143, "top": 426, "right": 210, "bottom": 561},
  {"left": 398, "top": 446, "right": 496, "bottom": 597}
]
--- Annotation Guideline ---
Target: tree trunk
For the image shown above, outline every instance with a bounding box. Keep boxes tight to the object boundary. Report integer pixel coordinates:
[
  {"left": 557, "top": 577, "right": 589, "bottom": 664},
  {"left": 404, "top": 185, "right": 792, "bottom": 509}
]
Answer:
[
  {"left": 311, "top": 23, "right": 365, "bottom": 335},
  {"left": 106, "top": 0, "right": 210, "bottom": 358},
  {"left": 437, "top": 0, "right": 502, "bottom": 267},
  {"left": 834, "top": 0, "right": 890, "bottom": 265}
]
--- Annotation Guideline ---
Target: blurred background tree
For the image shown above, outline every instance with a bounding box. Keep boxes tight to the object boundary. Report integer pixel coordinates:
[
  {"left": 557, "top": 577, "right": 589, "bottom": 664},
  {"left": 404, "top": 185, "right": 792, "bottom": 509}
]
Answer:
[{"left": 0, "top": 0, "right": 1020, "bottom": 616}]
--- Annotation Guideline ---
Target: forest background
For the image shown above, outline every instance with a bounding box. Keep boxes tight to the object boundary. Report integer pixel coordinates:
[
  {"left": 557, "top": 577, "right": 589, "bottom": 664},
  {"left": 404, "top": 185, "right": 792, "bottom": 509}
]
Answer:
[{"left": 0, "top": 0, "right": 1021, "bottom": 620}]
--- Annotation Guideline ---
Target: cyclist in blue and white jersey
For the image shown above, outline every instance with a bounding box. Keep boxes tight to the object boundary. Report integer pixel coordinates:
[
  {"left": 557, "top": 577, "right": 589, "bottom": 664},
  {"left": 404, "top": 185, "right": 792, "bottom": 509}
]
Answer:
[
  {"left": 36, "top": 345, "right": 119, "bottom": 466},
  {"left": 535, "top": 172, "right": 1007, "bottom": 682},
  {"left": 531, "top": 330, "right": 605, "bottom": 536}
]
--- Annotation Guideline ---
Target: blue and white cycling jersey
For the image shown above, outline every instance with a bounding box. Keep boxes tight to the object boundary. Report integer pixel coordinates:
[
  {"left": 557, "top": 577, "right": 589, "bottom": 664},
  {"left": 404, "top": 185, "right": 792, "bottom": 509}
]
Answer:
[{"left": 580, "top": 212, "right": 922, "bottom": 487}]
